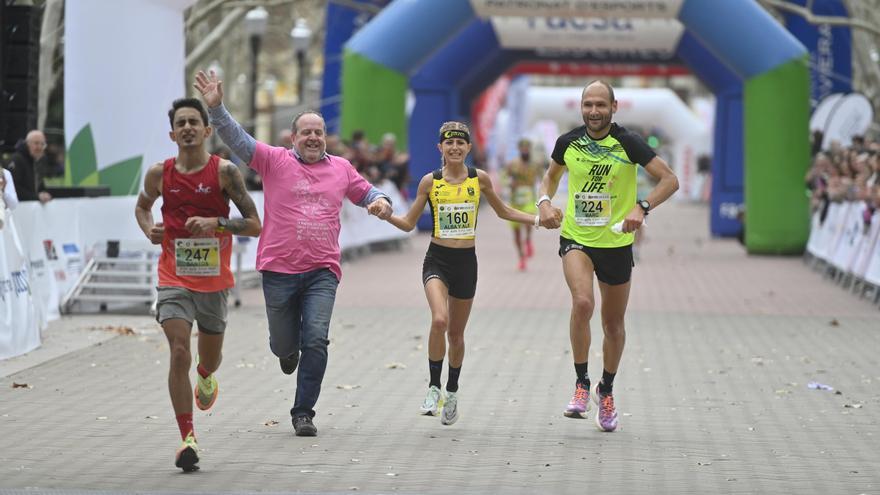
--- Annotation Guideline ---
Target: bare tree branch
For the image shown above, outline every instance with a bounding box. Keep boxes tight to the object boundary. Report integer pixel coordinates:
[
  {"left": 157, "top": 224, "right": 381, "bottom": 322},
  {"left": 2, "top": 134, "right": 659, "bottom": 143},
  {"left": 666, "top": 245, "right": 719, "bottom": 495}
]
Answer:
[{"left": 185, "top": 6, "right": 248, "bottom": 75}]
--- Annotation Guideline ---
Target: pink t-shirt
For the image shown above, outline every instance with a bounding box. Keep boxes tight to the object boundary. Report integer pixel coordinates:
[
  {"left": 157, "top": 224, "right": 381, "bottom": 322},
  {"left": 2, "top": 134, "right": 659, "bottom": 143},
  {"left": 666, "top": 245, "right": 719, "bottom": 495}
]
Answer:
[{"left": 250, "top": 142, "right": 372, "bottom": 280}]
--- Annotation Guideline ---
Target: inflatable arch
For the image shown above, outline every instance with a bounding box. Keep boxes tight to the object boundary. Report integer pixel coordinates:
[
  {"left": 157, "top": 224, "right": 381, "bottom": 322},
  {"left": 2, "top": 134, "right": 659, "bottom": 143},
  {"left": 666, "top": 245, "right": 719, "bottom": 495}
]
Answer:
[{"left": 341, "top": 0, "right": 810, "bottom": 253}]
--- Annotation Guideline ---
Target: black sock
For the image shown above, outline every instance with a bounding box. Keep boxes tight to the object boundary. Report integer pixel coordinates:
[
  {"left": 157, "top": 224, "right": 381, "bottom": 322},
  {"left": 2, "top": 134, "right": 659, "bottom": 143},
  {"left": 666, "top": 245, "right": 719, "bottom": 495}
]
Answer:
[
  {"left": 574, "top": 361, "right": 590, "bottom": 388},
  {"left": 446, "top": 365, "right": 462, "bottom": 393},
  {"left": 598, "top": 369, "right": 616, "bottom": 395},
  {"left": 429, "top": 359, "right": 443, "bottom": 389}
]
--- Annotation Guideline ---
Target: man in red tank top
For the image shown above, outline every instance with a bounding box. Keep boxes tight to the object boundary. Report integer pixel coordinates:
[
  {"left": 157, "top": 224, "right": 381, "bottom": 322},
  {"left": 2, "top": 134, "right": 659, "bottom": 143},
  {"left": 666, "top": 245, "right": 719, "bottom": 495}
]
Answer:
[{"left": 135, "top": 98, "right": 262, "bottom": 472}]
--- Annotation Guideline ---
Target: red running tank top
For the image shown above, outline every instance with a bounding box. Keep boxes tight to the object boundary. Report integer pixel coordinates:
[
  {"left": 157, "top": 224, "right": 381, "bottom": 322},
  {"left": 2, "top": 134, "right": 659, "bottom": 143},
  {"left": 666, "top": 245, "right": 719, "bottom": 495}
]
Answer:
[{"left": 158, "top": 155, "right": 233, "bottom": 292}]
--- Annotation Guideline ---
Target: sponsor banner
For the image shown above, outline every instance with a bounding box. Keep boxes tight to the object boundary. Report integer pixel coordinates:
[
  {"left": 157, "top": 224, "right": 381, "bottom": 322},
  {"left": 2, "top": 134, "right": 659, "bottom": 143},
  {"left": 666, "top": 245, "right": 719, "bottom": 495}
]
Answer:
[
  {"left": 490, "top": 16, "right": 683, "bottom": 55},
  {"left": 64, "top": 0, "right": 196, "bottom": 195},
  {"left": 2, "top": 186, "right": 410, "bottom": 326},
  {"left": 0, "top": 215, "right": 40, "bottom": 360},
  {"left": 470, "top": 0, "right": 683, "bottom": 18},
  {"left": 782, "top": 0, "right": 852, "bottom": 109}
]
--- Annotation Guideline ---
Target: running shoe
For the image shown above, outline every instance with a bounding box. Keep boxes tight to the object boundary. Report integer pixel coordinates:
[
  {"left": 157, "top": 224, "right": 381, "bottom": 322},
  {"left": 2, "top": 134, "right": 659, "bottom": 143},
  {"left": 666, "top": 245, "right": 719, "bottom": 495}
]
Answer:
[
  {"left": 593, "top": 384, "right": 619, "bottom": 432},
  {"left": 175, "top": 433, "right": 200, "bottom": 472},
  {"left": 526, "top": 240, "right": 534, "bottom": 258},
  {"left": 440, "top": 391, "right": 459, "bottom": 425},
  {"left": 194, "top": 373, "right": 218, "bottom": 411},
  {"left": 563, "top": 382, "right": 590, "bottom": 419},
  {"left": 419, "top": 385, "right": 443, "bottom": 416}
]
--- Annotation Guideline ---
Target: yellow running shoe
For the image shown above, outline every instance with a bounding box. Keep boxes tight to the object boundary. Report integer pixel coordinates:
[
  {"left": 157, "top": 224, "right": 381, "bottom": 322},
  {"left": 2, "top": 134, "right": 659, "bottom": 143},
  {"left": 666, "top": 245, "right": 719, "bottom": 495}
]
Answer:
[
  {"left": 175, "top": 433, "right": 200, "bottom": 472},
  {"left": 194, "top": 373, "right": 218, "bottom": 411}
]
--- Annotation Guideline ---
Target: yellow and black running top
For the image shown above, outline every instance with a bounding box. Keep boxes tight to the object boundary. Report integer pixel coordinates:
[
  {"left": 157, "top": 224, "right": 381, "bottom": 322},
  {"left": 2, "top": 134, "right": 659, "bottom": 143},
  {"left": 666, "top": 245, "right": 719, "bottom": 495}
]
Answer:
[{"left": 428, "top": 167, "right": 481, "bottom": 240}]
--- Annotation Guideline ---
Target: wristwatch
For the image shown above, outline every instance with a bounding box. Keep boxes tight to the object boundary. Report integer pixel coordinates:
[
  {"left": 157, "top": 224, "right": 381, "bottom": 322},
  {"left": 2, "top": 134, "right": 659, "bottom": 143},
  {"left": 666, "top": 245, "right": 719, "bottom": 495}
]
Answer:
[
  {"left": 535, "top": 194, "right": 551, "bottom": 208},
  {"left": 637, "top": 200, "right": 650, "bottom": 215},
  {"left": 217, "top": 216, "right": 229, "bottom": 232}
]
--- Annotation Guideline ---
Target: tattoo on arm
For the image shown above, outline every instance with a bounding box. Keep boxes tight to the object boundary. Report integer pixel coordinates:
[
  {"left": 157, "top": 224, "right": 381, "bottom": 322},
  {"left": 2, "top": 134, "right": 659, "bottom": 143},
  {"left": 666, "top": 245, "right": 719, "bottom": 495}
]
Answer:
[{"left": 222, "top": 163, "right": 260, "bottom": 234}]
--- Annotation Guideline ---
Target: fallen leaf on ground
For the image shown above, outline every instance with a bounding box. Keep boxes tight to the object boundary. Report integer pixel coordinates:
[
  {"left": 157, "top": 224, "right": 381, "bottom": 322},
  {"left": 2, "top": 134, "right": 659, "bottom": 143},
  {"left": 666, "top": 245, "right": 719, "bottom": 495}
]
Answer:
[
  {"left": 386, "top": 362, "right": 406, "bottom": 369},
  {"left": 264, "top": 419, "right": 279, "bottom": 426},
  {"left": 11, "top": 383, "right": 31, "bottom": 389}
]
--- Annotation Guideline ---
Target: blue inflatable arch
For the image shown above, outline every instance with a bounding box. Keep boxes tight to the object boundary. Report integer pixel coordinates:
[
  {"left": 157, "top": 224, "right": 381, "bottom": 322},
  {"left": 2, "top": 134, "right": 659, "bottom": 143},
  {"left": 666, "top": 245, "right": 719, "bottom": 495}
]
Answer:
[{"left": 342, "top": 0, "right": 811, "bottom": 253}]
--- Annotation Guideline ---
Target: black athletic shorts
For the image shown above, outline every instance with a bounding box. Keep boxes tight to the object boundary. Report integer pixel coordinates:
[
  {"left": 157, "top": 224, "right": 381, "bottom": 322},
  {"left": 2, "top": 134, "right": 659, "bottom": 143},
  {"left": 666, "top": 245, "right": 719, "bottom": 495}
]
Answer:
[
  {"left": 422, "top": 243, "right": 478, "bottom": 299},
  {"left": 558, "top": 237, "right": 634, "bottom": 286}
]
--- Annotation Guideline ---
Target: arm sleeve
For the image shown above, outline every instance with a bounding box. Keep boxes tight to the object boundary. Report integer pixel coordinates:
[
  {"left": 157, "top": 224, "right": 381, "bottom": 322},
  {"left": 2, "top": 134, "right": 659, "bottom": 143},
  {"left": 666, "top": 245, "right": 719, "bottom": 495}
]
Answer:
[
  {"left": 207, "top": 103, "right": 257, "bottom": 164},
  {"left": 345, "top": 162, "right": 386, "bottom": 206},
  {"left": 356, "top": 185, "right": 392, "bottom": 207},
  {"left": 617, "top": 130, "right": 657, "bottom": 166},
  {"left": 550, "top": 131, "right": 574, "bottom": 165}
]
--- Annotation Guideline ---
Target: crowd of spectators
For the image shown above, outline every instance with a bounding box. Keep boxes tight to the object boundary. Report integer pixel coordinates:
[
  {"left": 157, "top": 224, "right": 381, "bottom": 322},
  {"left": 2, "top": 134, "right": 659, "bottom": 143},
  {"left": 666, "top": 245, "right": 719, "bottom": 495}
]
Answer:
[{"left": 806, "top": 130, "right": 880, "bottom": 226}]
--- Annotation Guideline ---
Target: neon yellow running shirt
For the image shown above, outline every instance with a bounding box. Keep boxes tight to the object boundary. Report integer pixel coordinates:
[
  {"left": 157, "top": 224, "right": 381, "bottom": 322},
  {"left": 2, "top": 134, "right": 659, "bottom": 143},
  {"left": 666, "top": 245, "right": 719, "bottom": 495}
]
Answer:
[
  {"left": 551, "top": 123, "right": 655, "bottom": 248},
  {"left": 428, "top": 167, "right": 481, "bottom": 240}
]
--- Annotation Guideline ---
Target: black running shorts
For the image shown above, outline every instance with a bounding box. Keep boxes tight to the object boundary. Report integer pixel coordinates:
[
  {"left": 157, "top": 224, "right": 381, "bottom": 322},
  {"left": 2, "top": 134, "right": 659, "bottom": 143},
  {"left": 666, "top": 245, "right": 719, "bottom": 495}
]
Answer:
[
  {"left": 422, "top": 243, "right": 478, "bottom": 299},
  {"left": 558, "top": 237, "right": 634, "bottom": 286}
]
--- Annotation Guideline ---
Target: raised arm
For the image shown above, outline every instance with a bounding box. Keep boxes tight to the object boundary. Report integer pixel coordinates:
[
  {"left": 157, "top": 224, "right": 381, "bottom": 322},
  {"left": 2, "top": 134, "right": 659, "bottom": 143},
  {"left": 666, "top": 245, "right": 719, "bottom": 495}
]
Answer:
[
  {"left": 385, "top": 173, "right": 433, "bottom": 232},
  {"left": 135, "top": 163, "right": 165, "bottom": 244},
  {"left": 194, "top": 70, "right": 257, "bottom": 163}
]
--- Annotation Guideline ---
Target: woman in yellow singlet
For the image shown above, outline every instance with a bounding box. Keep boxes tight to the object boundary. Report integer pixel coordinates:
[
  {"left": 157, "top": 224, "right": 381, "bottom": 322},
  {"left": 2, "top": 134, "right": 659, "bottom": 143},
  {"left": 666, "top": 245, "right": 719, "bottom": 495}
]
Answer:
[{"left": 383, "top": 121, "right": 562, "bottom": 426}]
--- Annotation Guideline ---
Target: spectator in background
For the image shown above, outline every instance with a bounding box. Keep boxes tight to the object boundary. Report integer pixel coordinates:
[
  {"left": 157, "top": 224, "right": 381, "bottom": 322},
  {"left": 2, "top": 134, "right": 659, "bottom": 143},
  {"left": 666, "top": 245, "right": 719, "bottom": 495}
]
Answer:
[
  {"left": 278, "top": 129, "right": 294, "bottom": 149},
  {"left": 374, "top": 132, "right": 410, "bottom": 196},
  {"left": 6, "top": 130, "right": 52, "bottom": 203}
]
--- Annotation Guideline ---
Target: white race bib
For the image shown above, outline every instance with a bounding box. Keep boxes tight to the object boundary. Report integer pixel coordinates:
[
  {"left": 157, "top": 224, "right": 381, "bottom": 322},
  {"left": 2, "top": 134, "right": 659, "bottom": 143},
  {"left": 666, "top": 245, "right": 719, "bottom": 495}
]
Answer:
[
  {"left": 175, "top": 238, "right": 220, "bottom": 276},
  {"left": 437, "top": 202, "right": 476, "bottom": 238},
  {"left": 574, "top": 192, "right": 611, "bottom": 227}
]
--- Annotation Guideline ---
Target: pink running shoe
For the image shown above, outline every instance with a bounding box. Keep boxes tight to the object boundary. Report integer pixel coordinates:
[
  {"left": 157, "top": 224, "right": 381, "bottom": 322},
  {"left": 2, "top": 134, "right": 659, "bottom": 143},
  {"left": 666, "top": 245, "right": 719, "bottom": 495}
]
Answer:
[
  {"left": 563, "top": 382, "right": 590, "bottom": 418},
  {"left": 593, "top": 384, "right": 619, "bottom": 432}
]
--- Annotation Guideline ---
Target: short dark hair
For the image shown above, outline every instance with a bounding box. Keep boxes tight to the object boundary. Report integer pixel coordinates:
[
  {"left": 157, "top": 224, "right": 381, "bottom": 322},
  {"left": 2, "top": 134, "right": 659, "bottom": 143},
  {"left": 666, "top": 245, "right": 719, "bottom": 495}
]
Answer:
[
  {"left": 291, "top": 110, "right": 326, "bottom": 133},
  {"left": 168, "top": 98, "right": 208, "bottom": 129},
  {"left": 584, "top": 80, "right": 615, "bottom": 103}
]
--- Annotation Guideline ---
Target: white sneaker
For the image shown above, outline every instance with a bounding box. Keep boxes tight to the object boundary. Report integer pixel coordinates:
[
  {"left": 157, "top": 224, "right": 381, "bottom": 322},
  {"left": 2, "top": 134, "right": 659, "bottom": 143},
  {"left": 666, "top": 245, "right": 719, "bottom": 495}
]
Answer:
[
  {"left": 420, "top": 385, "right": 443, "bottom": 416},
  {"left": 440, "top": 391, "right": 459, "bottom": 425}
]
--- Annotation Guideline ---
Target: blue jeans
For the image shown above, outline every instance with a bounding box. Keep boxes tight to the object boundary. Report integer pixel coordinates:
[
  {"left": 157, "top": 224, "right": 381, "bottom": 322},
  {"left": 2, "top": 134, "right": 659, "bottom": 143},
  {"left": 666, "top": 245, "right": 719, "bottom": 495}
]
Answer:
[{"left": 262, "top": 269, "right": 339, "bottom": 418}]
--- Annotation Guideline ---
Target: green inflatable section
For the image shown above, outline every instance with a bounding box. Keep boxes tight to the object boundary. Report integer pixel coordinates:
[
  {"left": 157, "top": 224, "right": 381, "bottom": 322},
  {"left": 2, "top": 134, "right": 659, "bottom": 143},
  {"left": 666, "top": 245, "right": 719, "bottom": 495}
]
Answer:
[
  {"left": 340, "top": 50, "right": 408, "bottom": 147},
  {"left": 744, "top": 56, "right": 811, "bottom": 254}
]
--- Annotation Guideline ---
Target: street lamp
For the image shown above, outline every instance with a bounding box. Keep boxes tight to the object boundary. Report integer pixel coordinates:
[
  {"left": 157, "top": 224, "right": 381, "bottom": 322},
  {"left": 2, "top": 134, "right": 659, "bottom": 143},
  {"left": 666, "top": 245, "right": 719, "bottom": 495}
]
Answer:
[
  {"left": 244, "top": 7, "right": 268, "bottom": 136},
  {"left": 289, "top": 18, "right": 312, "bottom": 105}
]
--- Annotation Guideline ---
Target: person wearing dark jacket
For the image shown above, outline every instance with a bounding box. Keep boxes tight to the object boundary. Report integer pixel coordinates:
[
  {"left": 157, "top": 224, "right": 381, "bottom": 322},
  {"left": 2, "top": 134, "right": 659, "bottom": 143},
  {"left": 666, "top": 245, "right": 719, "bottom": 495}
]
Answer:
[{"left": 6, "top": 130, "right": 52, "bottom": 203}]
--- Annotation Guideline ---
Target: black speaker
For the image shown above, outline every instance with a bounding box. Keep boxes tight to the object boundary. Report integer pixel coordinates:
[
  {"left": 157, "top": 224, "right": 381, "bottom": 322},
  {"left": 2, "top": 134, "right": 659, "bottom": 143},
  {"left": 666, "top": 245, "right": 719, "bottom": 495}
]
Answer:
[{"left": 0, "top": 5, "right": 41, "bottom": 152}]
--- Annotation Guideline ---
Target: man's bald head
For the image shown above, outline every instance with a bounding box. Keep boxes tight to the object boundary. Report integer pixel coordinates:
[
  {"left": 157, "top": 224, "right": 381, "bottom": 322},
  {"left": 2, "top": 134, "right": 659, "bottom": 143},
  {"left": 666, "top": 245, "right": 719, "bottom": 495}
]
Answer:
[{"left": 25, "top": 130, "right": 47, "bottom": 159}]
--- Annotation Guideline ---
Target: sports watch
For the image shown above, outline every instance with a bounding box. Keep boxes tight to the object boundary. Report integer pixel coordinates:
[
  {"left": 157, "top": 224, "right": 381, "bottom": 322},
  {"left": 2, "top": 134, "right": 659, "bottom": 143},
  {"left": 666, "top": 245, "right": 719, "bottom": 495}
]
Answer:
[
  {"left": 217, "top": 216, "right": 229, "bottom": 232},
  {"left": 637, "top": 200, "right": 650, "bottom": 215}
]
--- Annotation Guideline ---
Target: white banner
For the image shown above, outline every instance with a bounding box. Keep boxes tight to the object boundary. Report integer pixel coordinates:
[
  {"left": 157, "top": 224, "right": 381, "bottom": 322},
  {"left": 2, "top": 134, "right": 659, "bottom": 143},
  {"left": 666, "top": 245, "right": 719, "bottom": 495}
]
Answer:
[
  {"left": 64, "top": 0, "right": 196, "bottom": 195},
  {"left": 470, "top": 0, "right": 683, "bottom": 18},
  {"left": 0, "top": 216, "right": 40, "bottom": 361},
  {"left": 490, "top": 17, "right": 683, "bottom": 54}
]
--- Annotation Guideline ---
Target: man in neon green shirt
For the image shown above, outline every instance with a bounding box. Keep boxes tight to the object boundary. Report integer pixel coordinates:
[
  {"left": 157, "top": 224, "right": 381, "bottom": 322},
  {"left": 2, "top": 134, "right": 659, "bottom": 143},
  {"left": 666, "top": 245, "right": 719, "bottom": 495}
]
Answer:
[{"left": 537, "top": 81, "right": 679, "bottom": 432}]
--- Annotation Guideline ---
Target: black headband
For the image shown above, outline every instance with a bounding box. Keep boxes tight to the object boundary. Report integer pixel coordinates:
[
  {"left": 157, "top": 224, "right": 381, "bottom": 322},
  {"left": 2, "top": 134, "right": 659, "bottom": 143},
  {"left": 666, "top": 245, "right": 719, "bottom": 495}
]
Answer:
[{"left": 439, "top": 129, "right": 470, "bottom": 143}]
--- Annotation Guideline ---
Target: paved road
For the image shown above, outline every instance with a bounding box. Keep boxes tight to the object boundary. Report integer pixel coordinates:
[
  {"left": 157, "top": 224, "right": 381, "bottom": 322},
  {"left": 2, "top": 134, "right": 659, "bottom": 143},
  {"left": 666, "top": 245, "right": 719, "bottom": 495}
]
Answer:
[{"left": 1, "top": 202, "right": 878, "bottom": 494}]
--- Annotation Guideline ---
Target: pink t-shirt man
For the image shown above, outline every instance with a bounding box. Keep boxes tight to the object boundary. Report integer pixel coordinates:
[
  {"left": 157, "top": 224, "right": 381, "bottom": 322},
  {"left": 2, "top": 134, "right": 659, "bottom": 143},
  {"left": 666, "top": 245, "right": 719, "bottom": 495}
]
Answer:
[{"left": 250, "top": 141, "right": 373, "bottom": 281}]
